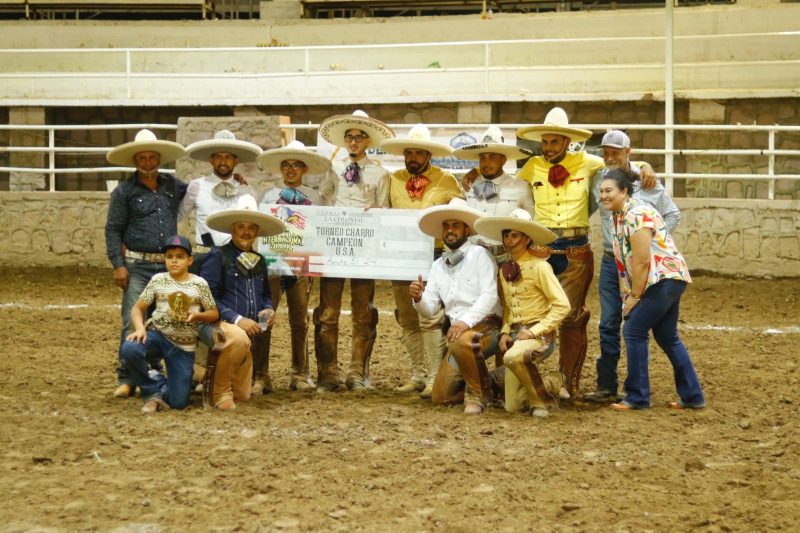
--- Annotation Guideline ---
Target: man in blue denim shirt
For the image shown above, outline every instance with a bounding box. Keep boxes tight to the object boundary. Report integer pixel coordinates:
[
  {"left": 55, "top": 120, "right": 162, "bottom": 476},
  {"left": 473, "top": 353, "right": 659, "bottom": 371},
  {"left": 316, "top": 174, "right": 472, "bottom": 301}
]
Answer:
[
  {"left": 199, "top": 196, "right": 286, "bottom": 410},
  {"left": 105, "top": 129, "right": 187, "bottom": 398}
]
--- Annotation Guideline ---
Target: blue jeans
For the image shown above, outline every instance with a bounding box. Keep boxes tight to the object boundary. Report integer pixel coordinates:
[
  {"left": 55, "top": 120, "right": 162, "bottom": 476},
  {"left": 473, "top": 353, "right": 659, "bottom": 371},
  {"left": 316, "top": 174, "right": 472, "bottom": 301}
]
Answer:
[
  {"left": 116, "top": 260, "right": 165, "bottom": 385},
  {"left": 597, "top": 254, "right": 623, "bottom": 393},
  {"left": 622, "top": 279, "right": 705, "bottom": 408},
  {"left": 119, "top": 330, "right": 195, "bottom": 409}
]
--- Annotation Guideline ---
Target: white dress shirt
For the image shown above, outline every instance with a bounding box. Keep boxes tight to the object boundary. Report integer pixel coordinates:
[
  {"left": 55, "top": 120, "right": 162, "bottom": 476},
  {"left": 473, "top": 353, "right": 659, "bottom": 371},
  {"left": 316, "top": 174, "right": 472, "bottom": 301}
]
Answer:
[
  {"left": 414, "top": 242, "right": 501, "bottom": 328},
  {"left": 179, "top": 175, "right": 255, "bottom": 246},
  {"left": 466, "top": 172, "right": 535, "bottom": 248}
]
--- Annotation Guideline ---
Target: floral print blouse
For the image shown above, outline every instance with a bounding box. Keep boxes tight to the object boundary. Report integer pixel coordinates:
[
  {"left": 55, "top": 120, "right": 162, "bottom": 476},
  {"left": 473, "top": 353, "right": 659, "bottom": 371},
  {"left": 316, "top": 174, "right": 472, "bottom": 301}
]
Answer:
[{"left": 612, "top": 198, "right": 691, "bottom": 298}]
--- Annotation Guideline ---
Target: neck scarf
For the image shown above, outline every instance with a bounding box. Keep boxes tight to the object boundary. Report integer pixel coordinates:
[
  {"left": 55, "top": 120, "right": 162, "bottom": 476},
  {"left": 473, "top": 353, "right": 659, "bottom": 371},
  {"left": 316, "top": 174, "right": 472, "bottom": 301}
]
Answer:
[
  {"left": 236, "top": 251, "right": 263, "bottom": 272},
  {"left": 279, "top": 187, "right": 312, "bottom": 205},
  {"left": 501, "top": 260, "right": 522, "bottom": 282},
  {"left": 344, "top": 162, "right": 361, "bottom": 186},
  {"left": 442, "top": 249, "right": 465, "bottom": 267},
  {"left": 406, "top": 175, "right": 431, "bottom": 199},
  {"left": 548, "top": 164, "right": 570, "bottom": 188},
  {"left": 472, "top": 180, "right": 498, "bottom": 201},
  {"left": 212, "top": 181, "right": 238, "bottom": 198}
]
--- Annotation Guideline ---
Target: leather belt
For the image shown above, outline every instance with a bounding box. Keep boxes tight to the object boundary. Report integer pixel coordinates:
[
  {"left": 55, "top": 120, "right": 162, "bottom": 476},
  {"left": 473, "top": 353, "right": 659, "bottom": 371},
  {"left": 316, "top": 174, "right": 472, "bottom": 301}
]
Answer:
[
  {"left": 547, "top": 227, "right": 589, "bottom": 238},
  {"left": 124, "top": 249, "right": 165, "bottom": 263},
  {"left": 603, "top": 250, "right": 615, "bottom": 260}
]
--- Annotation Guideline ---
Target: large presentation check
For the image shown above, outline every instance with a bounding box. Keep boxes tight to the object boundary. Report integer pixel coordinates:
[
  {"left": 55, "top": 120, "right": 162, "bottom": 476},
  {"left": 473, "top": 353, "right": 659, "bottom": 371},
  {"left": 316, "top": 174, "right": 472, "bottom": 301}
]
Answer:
[{"left": 258, "top": 205, "right": 434, "bottom": 281}]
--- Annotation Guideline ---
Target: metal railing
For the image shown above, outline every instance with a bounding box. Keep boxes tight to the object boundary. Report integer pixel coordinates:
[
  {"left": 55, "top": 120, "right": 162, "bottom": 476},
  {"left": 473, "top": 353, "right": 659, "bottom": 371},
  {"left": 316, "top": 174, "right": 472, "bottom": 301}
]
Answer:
[
  {"left": 0, "top": 31, "right": 798, "bottom": 105},
  {"left": 2, "top": 122, "right": 800, "bottom": 199}
]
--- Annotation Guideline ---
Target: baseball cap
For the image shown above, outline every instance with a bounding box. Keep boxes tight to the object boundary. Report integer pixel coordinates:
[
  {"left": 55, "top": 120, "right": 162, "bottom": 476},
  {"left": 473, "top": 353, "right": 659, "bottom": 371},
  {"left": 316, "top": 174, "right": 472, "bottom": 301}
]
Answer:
[
  {"left": 600, "top": 130, "right": 630, "bottom": 149},
  {"left": 161, "top": 235, "right": 193, "bottom": 255}
]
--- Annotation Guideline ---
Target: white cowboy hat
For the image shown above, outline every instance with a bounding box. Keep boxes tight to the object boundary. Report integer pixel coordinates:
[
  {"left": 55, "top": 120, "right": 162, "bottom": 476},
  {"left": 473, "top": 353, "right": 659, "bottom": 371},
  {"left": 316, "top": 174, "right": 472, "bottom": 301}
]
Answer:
[
  {"left": 107, "top": 129, "right": 186, "bottom": 166},
  {"left": 417, "top": 198, "right": 484, "bottom": 239},
  {"left": 185, "top": 130, "right": 263, "bottom": 163},
  {"left": 257, "top": 140, "right": 332, "bottom": 175},
  {"left": 380, "top": 124, "right": 453, "bottom": 158},
  {"left": 516, "top": 107, "right": 593, "bottom": 143},
  {"left": 206, "top": 195, "right": 286, "bottom": 237},
  {"left": 318, "top": 110, "right": 395, "bottom": 148},
  {"left": 474, "top": 208, "right": 557, "bottom": 246},
  {"left": 453, "top": 126, "right": 533, "bottom": 161}
]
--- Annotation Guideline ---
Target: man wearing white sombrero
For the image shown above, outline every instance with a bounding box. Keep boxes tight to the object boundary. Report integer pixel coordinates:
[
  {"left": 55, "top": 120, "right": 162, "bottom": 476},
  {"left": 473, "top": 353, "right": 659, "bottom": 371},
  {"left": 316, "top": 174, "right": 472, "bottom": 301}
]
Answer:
[
  {"left": 314, "top": 111, "right": 394, "bottom": 391},
  {"left": 410, "top": 199, "right": 503, "bottom": 415},
  {"left": 516, "top": 108, "right": 657, "bottom": 397},
  {"left": 474, "top": 209, "right": 571, "bottom": 417},
  {"left": 381, "top": 125, "right": 463, "bottom": 395},
  {"left": 105, "top": 128, "right": 187, "bottom": 398},
  {"left": 255, "top": 141, "right": 331, "bottom": 393},
  {"left": 453, "top": 125, "right": 535, "bottom": 262},
  {"left": 201, "top": 195, "right": 286, "bottom": 410},
  {"left": 180, "top": 130, "right": 261, "bottom": 252}
]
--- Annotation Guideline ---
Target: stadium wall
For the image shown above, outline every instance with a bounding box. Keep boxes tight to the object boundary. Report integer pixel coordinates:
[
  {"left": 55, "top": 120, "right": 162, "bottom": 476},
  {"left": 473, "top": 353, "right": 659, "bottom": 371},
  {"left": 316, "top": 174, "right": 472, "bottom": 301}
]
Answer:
[{"left": 1, "top": 193, "right": 798, "bottom": 277}]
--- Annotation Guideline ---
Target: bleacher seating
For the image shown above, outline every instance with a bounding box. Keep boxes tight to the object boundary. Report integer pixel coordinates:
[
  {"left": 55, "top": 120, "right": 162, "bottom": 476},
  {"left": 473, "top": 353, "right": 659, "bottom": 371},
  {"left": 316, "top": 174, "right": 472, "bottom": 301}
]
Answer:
[
  {"left": 300, "top": 0, "right": 735, "bottom": 19},
  {"left": 12, "top": 0, "right": 214, "bottom": 19}
]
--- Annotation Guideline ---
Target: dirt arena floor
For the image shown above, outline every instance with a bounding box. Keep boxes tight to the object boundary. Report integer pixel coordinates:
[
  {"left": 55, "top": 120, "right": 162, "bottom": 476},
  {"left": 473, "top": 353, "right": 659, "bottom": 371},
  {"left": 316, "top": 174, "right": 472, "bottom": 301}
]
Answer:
[{"left": 1, "top": 266, "right": 798, "bottom": 532}]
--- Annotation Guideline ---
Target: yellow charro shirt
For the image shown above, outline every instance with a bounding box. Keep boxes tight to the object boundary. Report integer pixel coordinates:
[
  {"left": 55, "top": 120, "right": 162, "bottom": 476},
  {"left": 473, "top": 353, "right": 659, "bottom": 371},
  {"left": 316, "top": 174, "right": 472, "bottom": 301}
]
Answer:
[
  {"left": 389, "top": 165, "right": 464, "bottom": 249},
  {"left": 389, "top": 165, "right": 463, "bottom": 209},
  {"left": 499, "top": 253, "right": 571, "bottom": 337},
  {"left": 517, "top": 152, "right": 604, "bottom": 229}
]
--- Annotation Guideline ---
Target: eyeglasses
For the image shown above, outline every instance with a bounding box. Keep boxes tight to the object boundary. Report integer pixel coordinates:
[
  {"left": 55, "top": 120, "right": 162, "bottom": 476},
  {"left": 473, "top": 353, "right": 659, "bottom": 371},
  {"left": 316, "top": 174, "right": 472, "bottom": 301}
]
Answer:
[
  {"left": 344, "top": 134, "right": 368, "bottom": 143},
  {"left": 280, "top": 161, "right": 306, "bottom": 170}
]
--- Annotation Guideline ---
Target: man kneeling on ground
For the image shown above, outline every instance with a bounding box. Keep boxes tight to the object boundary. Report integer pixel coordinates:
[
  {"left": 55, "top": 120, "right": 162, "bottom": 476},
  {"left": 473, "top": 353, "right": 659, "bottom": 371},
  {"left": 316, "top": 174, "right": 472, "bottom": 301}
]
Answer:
[
  {"left": 474, "top": 210, "right": 571, "bottom": 418},
  {"left": 199, "top": 196, "right": 286, "bottom": 411},
  {"left": 410, "top": 199, "right": 503, "bottom": 415}
]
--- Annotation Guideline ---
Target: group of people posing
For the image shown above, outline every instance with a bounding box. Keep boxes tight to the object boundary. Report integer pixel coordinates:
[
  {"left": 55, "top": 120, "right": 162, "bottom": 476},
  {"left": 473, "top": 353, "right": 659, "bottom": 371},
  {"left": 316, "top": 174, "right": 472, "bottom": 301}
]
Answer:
[{"left": 105, "top": 106, "right": 705, "bottom": 416}]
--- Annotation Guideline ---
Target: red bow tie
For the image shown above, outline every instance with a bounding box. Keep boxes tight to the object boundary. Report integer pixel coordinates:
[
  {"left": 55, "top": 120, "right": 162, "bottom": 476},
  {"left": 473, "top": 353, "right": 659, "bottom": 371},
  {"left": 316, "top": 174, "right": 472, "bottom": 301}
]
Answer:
[
  {"left": 548, "top": 164, "right": 570, "bottom": 188},
  {"left": 406, "top": 175, "right": 431, "bottom": 199}
]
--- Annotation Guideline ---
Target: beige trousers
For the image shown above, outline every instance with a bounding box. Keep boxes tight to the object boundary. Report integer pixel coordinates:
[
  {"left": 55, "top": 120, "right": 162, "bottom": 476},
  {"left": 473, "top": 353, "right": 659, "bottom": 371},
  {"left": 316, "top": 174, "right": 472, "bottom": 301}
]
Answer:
[
  {"left": 392, "top": 280, "right": 446, "bottom": 386},
  {"left": 503, "top": 337, "right": 561, "bottom": 412},
  {"left": 212, "top": 321, "right": 253, "bottom": 407}
]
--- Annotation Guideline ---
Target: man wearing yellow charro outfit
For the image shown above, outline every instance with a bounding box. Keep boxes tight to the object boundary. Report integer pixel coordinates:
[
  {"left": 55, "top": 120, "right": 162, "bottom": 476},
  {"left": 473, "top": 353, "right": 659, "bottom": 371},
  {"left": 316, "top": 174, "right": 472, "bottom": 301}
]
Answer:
[
  {"left": 381, "top": 125, "right": 464, "bottom": 396},
  {"left": 517, "top": 108, "right": 656, "bottom": 397},
  {"left": 515, "top": 108, "right": 605, "bottom": 397}
]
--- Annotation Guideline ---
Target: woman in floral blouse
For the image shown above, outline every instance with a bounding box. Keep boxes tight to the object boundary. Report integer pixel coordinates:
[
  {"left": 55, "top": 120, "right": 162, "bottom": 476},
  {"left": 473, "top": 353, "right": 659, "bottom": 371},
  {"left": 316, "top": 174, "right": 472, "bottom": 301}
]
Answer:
[{"left": 598, "top": 169, "right": 705, "bottom": 411}]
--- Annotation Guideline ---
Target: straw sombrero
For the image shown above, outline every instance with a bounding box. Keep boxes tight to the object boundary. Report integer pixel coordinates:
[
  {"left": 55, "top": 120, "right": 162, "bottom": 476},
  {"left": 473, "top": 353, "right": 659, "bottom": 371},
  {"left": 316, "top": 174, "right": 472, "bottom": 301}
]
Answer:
[
  {"left": 474, "top": 209, "right": 557, "bottom": 246},
  {"left": 206, "top": 195, "right": 286, "bottom": 237},
  {"left": 453, "top": 126, "right": 532, "bottom": 161},
  {"left": 107, "top": 129, "right": 186, "bottom": 166},
  {"left": 516, "top": 107, "right": 593, "bottom": 143},
  {"left": 185, "top": 130, "right": 262, "bottom": 163},
  {"left": 257, "top": 140, "right": 332, "bottom": 175},
  {"left": 318, "top": 110, "right": 395, "bottom": 148},
  {"left": 380, "top": 124, "right": 453, "bottom": 158},
  {"left": 417, "top": 198, "right": 484, "bottom": 239}
]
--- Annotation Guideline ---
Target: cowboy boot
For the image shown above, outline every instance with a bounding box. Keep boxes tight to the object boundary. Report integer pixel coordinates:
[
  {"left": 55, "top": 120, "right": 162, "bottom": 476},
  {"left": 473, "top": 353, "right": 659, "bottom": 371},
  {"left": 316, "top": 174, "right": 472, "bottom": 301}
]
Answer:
[
  {"left": 394, "top": 329, "right": 426, "bottom": 392},
  {"left": 505, "top": 351, "right": 559, "bottom": 412},
  {"left": 558, "top": 311, "right": 590, "bottom": 397},
  {"left": 251, "top": 329, "right": 271, "bottom": 394},
  {"left": 347, "top": 306, "right": 378, "bottom": 390},
  {"left": 420, "top": 329, "right": 447, "bottom": 398},
  {"left": 314, "top": 306, "right": 340, "bottom": 391}
]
